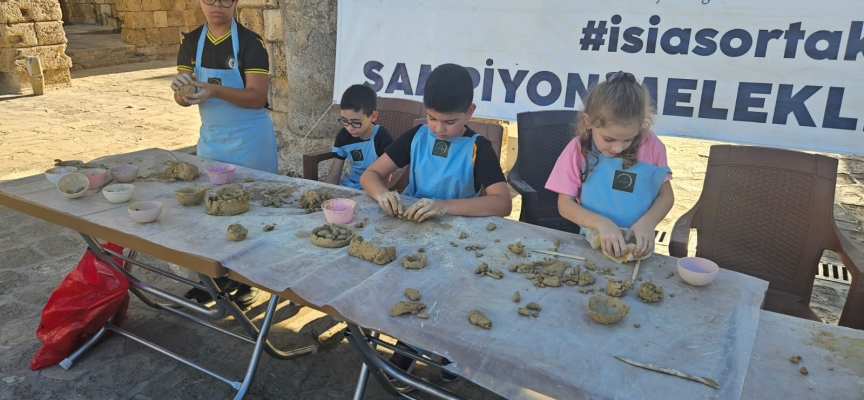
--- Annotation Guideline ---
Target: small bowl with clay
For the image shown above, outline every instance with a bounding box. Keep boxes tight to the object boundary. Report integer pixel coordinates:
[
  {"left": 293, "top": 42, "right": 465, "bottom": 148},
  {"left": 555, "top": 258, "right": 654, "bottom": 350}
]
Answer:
[
  {"left": 677, "top": 257, "right": 719, "bottom": 287},
  {"left": 128, "top": 201, "right": 162, "bottom": 223},
  {"left": 102, "top": 184, "right": 134, "bottom": 204},
  {"left": 174, "top": 186, "right": 206, "bottom": 206},
  {"left": 205, "top": 164, "right": 236, "bottom": 185},
  {"left": 321, "top": 198, "right": 356, "bottom": 224},
  {"left": 45, "top": 166, "right": 78, "bottom": 184},
  {"left": 110, "top": 164, "right": 139, "bottom": 183},
  {"left": 56, "top": 173, "right": 90, "bottom": 199},
  {"left": 79, "top": 168, "right": 107, "bottom": 189}
]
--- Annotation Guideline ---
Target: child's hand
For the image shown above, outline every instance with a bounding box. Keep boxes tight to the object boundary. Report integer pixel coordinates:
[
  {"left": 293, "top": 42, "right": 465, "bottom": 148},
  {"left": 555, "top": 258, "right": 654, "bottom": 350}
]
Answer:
[
  {"left": 171, "top": 73, "right": 195, "bottom": 92},
  {"left": 376, "top": 191, "right": 403, "bottom": 216},
  {"left": 627, "top": 221, "right": 655, "bottom": 258},
  {"left": 597, "top": 218, "right": 627, "bottom": 257},
  {"left": 184, "top": 80, "right": 213, "bottom": 105},
  {"left": 403, "top": 198, "right": 446, "bottom": 222}
]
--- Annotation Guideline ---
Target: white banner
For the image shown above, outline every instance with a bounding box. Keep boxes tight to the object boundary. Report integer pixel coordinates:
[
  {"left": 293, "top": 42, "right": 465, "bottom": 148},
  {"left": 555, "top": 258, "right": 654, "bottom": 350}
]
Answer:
[{"left": 335, "top": 0, "right": 864, "bottom": 155}]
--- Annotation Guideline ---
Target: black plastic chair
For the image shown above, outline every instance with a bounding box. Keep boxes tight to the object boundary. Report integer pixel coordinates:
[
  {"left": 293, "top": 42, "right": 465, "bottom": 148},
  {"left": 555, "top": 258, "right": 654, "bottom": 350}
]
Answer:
[{"left": 508, "top": 110, "right": 581, "bottom": 234}]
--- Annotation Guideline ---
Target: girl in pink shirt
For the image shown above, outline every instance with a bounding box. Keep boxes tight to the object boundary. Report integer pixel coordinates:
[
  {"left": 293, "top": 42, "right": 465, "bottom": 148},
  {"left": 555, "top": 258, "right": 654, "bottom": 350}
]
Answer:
[{"left": 545, "top": 71, "right": 674, "bottom": 259}]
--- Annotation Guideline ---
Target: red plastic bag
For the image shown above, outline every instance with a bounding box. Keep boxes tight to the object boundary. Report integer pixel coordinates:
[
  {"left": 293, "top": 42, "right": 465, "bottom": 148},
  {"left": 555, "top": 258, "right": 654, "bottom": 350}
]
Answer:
[{"left": 30, "top": 242, "right": 130, "bottom": 370}]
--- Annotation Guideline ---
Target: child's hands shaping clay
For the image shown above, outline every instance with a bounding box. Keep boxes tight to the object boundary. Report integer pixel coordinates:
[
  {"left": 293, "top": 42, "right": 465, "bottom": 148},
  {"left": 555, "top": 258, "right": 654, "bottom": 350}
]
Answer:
[
  {"left": 627, "top": 220, "right": 654, "bottom": 258},
  {"left": 403, "top": 198, "right": 447, "bottom": 222},
  {"left": 184, "top": 80, "right": 214, "bottom": 105},
  {"left": 376, "top": 191, "right": 403, "bottom": 216},
  {"left": 597, "top": 218, "right": 627, "bottom": 257}
]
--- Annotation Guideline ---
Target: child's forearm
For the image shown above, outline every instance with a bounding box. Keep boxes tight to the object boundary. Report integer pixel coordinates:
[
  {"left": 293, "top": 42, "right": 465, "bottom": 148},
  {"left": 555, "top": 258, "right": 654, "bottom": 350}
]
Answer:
[
  {"left": 557, "top": 194, "right": 613, "bottom": 230},
  {"left": 635, "top": 181, "right": 675, "bottom": 228},
  {"left": 437, "top": 192, "right": 511, "bottom": 217},
  {"left": 210, "top": 85, "right": 268, "bottom": 109},
  {"left": 323, "top": 161, "right": 341, "bottom": 184},
  {"left": 360, "top": 169, "right": 389, "bottom": 199}
]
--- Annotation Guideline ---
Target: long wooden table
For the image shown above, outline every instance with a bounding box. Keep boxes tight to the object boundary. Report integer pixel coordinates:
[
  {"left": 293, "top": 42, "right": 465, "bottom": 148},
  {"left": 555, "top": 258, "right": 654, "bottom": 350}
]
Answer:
[{"left": 3, "top": 148, "right": 858, "bottom": 399}]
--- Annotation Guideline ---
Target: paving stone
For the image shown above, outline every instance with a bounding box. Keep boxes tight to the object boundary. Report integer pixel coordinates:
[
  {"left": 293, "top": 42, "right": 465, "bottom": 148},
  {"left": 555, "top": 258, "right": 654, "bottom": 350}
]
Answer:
[
  {"left": 72, "top": 354, "right": 173, "bottom": 399},
  {"left": 33, "top": 235, "right": 87, "bottom": 258},
  {"left": 0, "top": 247, "right": 47, "bottom": 269}
]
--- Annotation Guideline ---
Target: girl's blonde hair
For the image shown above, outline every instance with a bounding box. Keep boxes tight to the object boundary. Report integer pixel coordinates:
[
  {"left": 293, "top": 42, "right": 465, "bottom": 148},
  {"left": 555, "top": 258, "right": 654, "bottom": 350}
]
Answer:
[{"left": 576, "top": 73, "right": 654, "bottom": 182}]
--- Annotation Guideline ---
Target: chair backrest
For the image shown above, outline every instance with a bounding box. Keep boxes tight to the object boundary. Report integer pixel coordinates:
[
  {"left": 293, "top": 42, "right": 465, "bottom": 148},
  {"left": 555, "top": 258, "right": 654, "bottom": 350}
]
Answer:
[
  {"left": 514, "top": 110, "right": 580, "bottom": 219},
  {"left": 376, "top": 97, "right": 425, "bottom": 139},
  {"left": 412, "top": 118, "right": 504, "bottom": 159},
  {"left": 692, "top": 145, "right": 839, "bottom": 300}
]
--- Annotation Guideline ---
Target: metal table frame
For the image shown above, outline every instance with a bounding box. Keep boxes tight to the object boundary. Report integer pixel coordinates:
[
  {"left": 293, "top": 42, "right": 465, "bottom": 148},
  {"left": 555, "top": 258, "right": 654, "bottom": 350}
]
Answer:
[{"left": 63, "top": 234, "right": 318, "bottom": 400}]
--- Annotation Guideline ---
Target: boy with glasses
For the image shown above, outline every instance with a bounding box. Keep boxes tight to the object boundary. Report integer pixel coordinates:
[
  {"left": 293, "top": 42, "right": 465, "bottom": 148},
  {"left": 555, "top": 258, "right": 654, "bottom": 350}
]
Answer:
[
  {"left": 171, "top": 0, "right": 274, "bottom": 309},
  {"left": 323, "top": 85, "right": 393, "bottom": 189}
]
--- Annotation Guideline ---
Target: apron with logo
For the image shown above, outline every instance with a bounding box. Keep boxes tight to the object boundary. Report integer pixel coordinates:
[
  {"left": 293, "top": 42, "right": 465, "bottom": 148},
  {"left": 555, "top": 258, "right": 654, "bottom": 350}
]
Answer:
[
  {"left": 334, "top": 125, "right": 380, "bottom": 189},
  {"left": 404, "top": 125, "right": 478, "bottom": 200}
]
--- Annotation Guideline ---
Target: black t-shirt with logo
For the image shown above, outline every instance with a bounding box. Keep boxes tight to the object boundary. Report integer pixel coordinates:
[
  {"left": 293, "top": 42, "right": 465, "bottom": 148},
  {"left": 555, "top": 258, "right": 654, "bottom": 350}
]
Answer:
[
  {"left": 176, "top": 21, "right": 269, "bottom": 87},
  {"left": 331, "top": 126, "right": 394, "bottom": 160}
]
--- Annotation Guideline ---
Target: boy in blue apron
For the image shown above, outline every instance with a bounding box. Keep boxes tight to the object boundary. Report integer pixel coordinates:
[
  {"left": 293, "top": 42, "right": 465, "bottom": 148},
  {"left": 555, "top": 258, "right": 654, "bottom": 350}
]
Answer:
[
  {"left": 171, "top": 0, "right": 276, "bottom": 309},
  {"left": 323, "top": 85, "right": 393, "bottom": 189},
  {"left": 545, "top": 71, "right": 675, "bottom": 260},
  {"left": 360, "top": 64, "right": 512, "bottom": 385}
]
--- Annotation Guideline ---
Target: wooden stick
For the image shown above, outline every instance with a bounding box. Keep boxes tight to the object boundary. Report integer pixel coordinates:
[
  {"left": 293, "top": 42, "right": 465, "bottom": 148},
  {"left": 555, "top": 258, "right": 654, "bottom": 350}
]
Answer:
[
  {"left": 26, "top": 57, "right": 44, "bottom": 96},
  {"left": 631, "top": 259, "right": 641, "bottom": 281},
  {"left": 613, "top": 354, "right": 720, "bottom": 389},
  {"left": 531, "top": 249, "right": 586, "bottom": 261}
]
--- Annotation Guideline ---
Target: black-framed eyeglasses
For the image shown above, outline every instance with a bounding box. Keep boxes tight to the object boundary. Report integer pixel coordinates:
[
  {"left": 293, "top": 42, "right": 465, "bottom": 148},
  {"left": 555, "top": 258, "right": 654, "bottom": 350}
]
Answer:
[
  {"left": 606, "top": 71, "right": 637, "bottom": 84},
  {"left": 202, "top": 0, "right": 236, "bottom": 7},
  {"left": 337, "top": 116, "right": 369, "bottom": 129}
]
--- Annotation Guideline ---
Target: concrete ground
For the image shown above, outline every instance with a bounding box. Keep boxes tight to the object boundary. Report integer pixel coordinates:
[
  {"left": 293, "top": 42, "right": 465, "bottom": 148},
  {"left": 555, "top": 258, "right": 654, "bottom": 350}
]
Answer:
[{"left": 0, "top": 60, "right": 861, "bottom": 399}]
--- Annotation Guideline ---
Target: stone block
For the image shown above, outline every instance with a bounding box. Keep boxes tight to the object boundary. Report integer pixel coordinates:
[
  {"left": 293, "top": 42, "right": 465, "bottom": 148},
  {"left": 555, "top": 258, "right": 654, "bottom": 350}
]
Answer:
[
  {"left": 34, "top": 22, "right": 66, "bottom": 46},
  {"left": 121, "top": 28, "right": 149, "bottom": 46},
  {"left": 161, "top": 0, "right": 175, "bottom": 10},
  {"left": 266, "top": 42, "right": 286, "bottom": 79},
  {"left": 154, "top": 11, "right": 168, "bottom": 27},
  {"left": 182, "top": 10, "right": 199, "bottom": 27},
  {"left": 160, "top": 27, "right": 181, "bottom": 45},
  {"left": 99, "top": 4, "right": 112, "bottom": 15},
  {"left": 269, "top": 76, "right": 289, "bottom": 113},
  {"left": 12, "top": 45, "right": 72, "bottom": 71},
  {"left": 238, "top": 9, "right": 264, "bottom": 35},
  {"left": 173, "top": 0, "right": 187, "bottom": 11},
  {"left": 142, "top": 0, "right": 162, "bottom": 12},
  {"left": 116, "top": 0, "right": 143, "bottom": 12},
  {"left": 239, "top": 0, "right": 277, "bottom": 9},
  {"left": 0, "top": 0, "right": 62, "bottom": 23},
  {"left": 0, "top": 23, "right": 38, "bottom": 48},
  {"left": 135, "top": 43, "right": 179, "bottom": 56},
  {"left": 145, "top": 28, "right": 162, "bottom": 45},
  {"left": 263, "top": 9, "right": 283, "bottom": 43},
  {"left": 0, "top": 49, "right": 15, "bottom": 72},
  {"left": 166, "top": 11, "right": 185, "bottom": 27}
]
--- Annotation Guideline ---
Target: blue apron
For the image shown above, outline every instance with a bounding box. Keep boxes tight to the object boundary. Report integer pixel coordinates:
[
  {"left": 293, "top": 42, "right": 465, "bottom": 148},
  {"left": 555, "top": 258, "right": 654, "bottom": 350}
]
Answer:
[
  {"left": 580, "top": 152, "right": 670, "bottom": 228},
  {"left": 404, "top": 125, "right": 478, "bottom": 200},
  {"left": 333, "top": 125, "right": 380, "bottom": 189},
  {"left": 194, "top": 20, "right": 278, "bottom": 174}
]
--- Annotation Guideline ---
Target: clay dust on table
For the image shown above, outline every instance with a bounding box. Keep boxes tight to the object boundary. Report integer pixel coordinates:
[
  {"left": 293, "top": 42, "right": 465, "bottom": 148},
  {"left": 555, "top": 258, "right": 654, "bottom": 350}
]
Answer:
[
  {"left": 348, "top": 236, "right": 396, "bottom": 265},
  {"left": 311, "top": 224, "right": 355, "bottom": 248},
  {"left": 205, "top": 185, "right": 250, "bottom": 216}
]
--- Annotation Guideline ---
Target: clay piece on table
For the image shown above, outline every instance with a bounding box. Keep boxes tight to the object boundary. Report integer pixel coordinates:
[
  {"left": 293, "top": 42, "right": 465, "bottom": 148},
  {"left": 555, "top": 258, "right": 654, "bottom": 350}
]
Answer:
[
  {"left": 418, "top": 247, "right": 425, "bottom": 253},
  {"left": 475, "top": 253, "right": 483, "bottom": 258},
  {"left": 468, "top": 310, "right": 492, "bottom": 329},
  {"left": 517, "top": 307, "right": 531, "bottom": 316},
  {"left": 800, "top": 367, "right": 808, "bottom": 375},
  {"left": 354, "top": 221, "right": 365, "bottom": 228},
  {"left": 531, "top": 312, "right": 539, "bottom": 317},
  {"left": 311, "top": 223, "right": 355, "bottom": 248},
  {"left": 475, "top": 263, "right": 504, "bottom": 279},
  {"left": 403, "top": 254, "right": 427, "bottom": 269},
  {"left": 450, "top": 241, "right": 459, "bottom": 247},
  {"left": 634, "top": 324, "right": 641, "bottom": 328},
  {"left": 245, "top": 177, "right": 255, "bottom": 182},
  {"left": 508, "top": 241, "right": 525, "bottom": 255},
  {"left": 526, "top": 302, "right": 542, "bottom": 311},
  {"left": 465, "top": 245, "right": 485, "bottom": 251},
  {"left": 459, "top": 232, "right": 467, "bottom": 239},
  {"left": 205, "top": 185, "right": 251, "bottom": 216},
  {"left": 587, "top": 295, "right": 630, "bottom": 325},
  {"left": 637, "top": 281, "right": 664, "bottom": 303},
  {"left": 417, "top": 313, "right": 430, "bottom": 319},
  {"left": 598, "top": 266, "right": 615, "bottom": 276},
  {"left": 578, "top": 288, "right": 595, "bottom": 294},
  {"left": 666, "top": 271, "right": 675, "bottom": 279},
  {"left": 348, "top": 236, "right": 396, "bottom": 265},
  {"left": 298, "top": 189, "right": 332, "bottom": 213},
  {"left": 263, "top": 224, "right": 275, "bottom": 232},
  {"left": 576, "top": 271, "right": 596, "bottom": 287},
  {"left": 226, "top": 223, "right": 248, "bottom": 241},
  {"left": 512, "top": 291, "right": 520, "bottom": 302},
  {"left": 606, "top": 279, "right": 634, "bottom": 297},
  {"left": 141, "top": 161, "right": 199, "bottom": 182},
  {"left": 585, "top": 260, "right": 597, "bottom": 271},
  {"left": 390, "top": 301, "right": 426, "bottom": 316},
  {"left": 403, "top": 288, "right": 421, "bottom": 301},
  {"left": 261, "top": 187, "right": 293, "bottom": 208},
  {"left": 486, "top": 223, "right": 496, "bottom": 231},
  {"left": 552, "top": 239, "right": 560, "bottom": 251},
  {"left": 174, "top": 186, "right": 206, "bottom": 206},
  {"left": 790, "top": 355, "right": 802, "bottom": 364}
]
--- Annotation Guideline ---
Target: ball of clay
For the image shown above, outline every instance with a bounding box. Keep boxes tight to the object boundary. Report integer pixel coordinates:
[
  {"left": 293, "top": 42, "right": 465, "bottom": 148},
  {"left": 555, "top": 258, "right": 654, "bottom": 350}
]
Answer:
[
  {"left": 175, "top": 84, "right": 196, "bottom": 96},
  {"left": 226, "top": 223, "right": 248, "bottom": 241},
  {"left": 587, "top": 295, "right": 630, "bottom": 325}
]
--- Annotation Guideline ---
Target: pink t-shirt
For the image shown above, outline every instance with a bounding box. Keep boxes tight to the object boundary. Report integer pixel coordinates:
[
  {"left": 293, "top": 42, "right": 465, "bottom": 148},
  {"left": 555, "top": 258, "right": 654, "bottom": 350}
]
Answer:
[{"left": 545, "top": 130, "right": 672, "bottom": 199}]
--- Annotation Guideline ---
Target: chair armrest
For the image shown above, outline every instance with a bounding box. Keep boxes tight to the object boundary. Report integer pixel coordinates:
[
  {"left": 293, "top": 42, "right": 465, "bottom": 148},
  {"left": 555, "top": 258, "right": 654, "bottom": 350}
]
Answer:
[
  {"left": 669, "top": 203, "right": 699, "bottom": 258},
  {"left": 302, "top": 150, "right": 334, "bottom": 181},
  {"left": 507, "top": 168, "right": 539, "bottom": 224},
  {"left": 831, "top": 225, "right": 864, "bottom": 330}
]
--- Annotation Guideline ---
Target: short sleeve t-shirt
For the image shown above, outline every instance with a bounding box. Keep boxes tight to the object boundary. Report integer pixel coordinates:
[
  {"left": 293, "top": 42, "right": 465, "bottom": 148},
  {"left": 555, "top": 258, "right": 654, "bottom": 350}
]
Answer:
[
  {"left": 176, "top": 21, "right": 269, "bottom": 87},
  {"left": 331, "top": 126, "right": 393, "bottom": 160},
  {"left": 545, "top": 130, "right": 672, "bottom": 199},
  {"left": 386, "top": 124, "right": 505, "bottom": 193}
]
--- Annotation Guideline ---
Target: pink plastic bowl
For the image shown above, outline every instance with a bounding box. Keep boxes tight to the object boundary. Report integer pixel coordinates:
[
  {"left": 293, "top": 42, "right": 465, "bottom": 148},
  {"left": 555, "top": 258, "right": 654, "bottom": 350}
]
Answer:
[
  {"left": 677, "top": 257, "right": 720, "bottom": 287},
  {"left": 80, "top": 168, "right": 107, "bottom": 189},
  {"left": 321, "top": 198, "right": 356, "bottom": 224},
  {"left": 205, "top": 164, "right": 236, "bottom": 185}
]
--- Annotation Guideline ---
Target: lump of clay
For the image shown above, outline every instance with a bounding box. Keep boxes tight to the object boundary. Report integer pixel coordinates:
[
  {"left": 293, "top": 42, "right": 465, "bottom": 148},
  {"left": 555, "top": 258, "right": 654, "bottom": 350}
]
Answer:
[
  {"left": 586, "top": 228, "right": 651, "bottom": 264},
  {"left": 417, "top": 313, "right": 430, "bottom": 319},
  {"left": 587, "top": 295, "right": 630, "bottom": 324},
  {"left": 403, "top": 254, "right": 427, "bottom": 269},
  {"left": 606, "top": 279, "right": 633, "bottom": 297},
  {"left": 403, "top": 288, "right": 421, "bottom": 301},
  {"left": 486, "top": 223, "right": 496, "bottom": 231},
  {"left": 174, "top": 83, "right": 196, "bottom": 96},
  {"left": 512, "top": 291, "right": 520, "bottom": 302},
  {"left": 468, "top": 309, "right": 492, "bottom": 329},
  {"left": 576, "top": 271, "right": 596, "bottom": 287},
  {"left": 475, "top": 263, "right": 504, "bottom": 279},
  {"left": 226, "top": 223, "right": 248, "bottom": 241},
  {"left": 508, "top": 241, "right": 525, "bottom": 255},
  {"left": 526, "top": 302, "right": 542, "bottom": 311},
  {"left": 142, "top": 161, "right": 199, "bottom": 182},
  {"left": 637, "top": 281, "right": 664, "bottom": 303},
  {"left": 517, "top": 307, "right": 530, "bottom": 316},
  {"left": 261, "top": 186, "right": 293, "bottom": 208},
  {"left": 205, "top": 185, "right": 250, "bottom": 216},
  {"left": 311, "top": 223, "right": 355, "bottom": 248},
  {"left": 390, "top": 301, "right": 426, "bottom": 316},
  {"left": 459, "top": 232, "right": 467, "bottom": 239},
  {"left": 298, "top": 189, "right": 332, "bottom": 213},
  {"left": 354, "top": 221, "right": 365, "bottom": 228},
  {"left": 263, "top": 224, "right": 275, "bottom": 232},
  {"left": 348, "top": 236, "right": 396, "bottom": 265}
]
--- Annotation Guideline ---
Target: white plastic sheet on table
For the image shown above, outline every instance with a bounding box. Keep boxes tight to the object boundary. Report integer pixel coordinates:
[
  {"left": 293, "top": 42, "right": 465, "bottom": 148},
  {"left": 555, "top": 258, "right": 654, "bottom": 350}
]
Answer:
[{"left": 0, "top": 149, "right": 769, "bottom": 399}]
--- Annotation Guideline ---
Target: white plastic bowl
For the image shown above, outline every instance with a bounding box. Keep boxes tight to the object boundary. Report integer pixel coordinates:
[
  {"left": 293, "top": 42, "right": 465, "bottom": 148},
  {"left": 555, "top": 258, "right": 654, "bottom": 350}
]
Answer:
[
  {"left": 677, "top": 257, "right": 720, "bottom": 287},
  {"left": 56, "top": 173, "right": 90, "bottom": 199},
  {"left": 128, "top": 201, "right": 162, "bottom": 223},
  {"left": 110, "top": 164, "right": 139, "bottom": 183},
  {"left": 45, "top": 166, "right": 78, "bottom": 184},
  {"left": 102, "top": 184, "right": 134, "bottom": 204}
]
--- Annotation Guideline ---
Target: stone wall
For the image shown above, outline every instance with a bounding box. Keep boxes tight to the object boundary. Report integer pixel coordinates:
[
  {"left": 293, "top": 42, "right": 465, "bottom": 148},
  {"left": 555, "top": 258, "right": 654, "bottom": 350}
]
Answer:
[
  {"left": 116, "top": 0, "right": 206, "bottom": 57},
  {"left": 0, "top": 0, "right": 72, "bottom": 94},
  {"left": 67, "top": 0, "right": 120, "bottom": 28}
]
